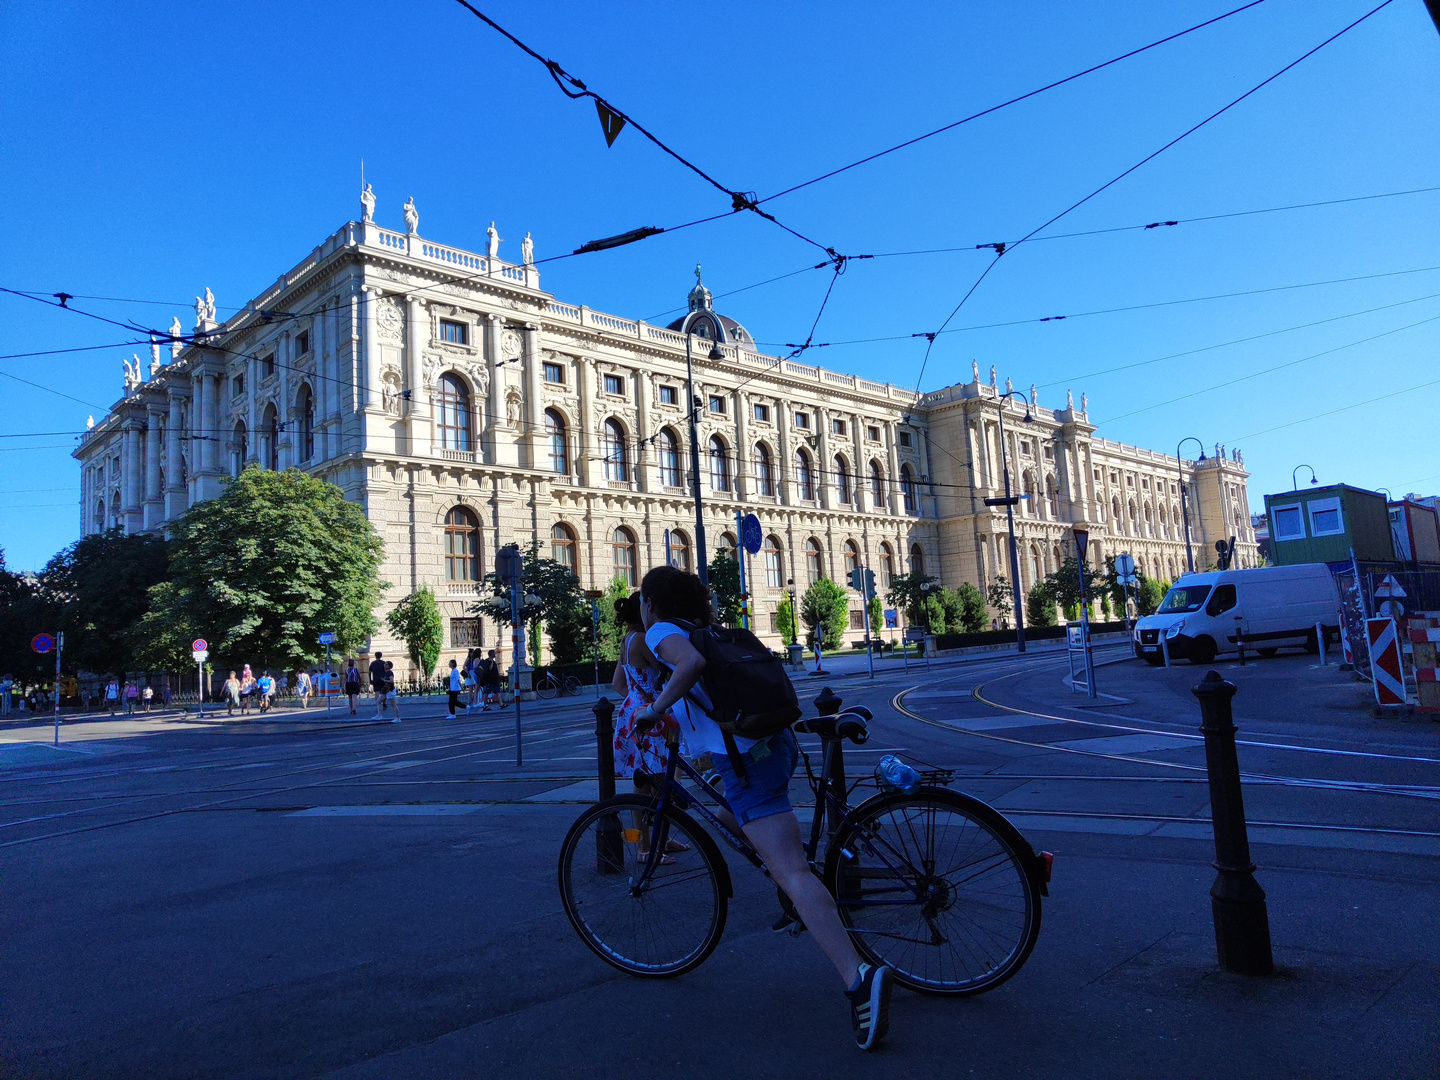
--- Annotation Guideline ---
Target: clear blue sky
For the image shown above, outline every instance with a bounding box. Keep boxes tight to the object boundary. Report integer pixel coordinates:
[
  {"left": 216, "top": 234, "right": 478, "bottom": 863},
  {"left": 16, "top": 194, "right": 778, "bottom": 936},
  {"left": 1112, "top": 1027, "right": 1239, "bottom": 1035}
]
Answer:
[{"left": 1, "top": 1, "right": 1437, "bottom": 570}]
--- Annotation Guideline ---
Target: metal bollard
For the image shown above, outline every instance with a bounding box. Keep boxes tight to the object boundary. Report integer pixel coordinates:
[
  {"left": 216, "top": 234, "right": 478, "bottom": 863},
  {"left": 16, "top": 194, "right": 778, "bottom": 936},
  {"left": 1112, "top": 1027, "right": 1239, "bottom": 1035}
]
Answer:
[
  {"left": 813, "top": 688, "right": 845, "bottom": 838},
  {"left": 1192, "top": 671, "right": 1274, "bottom": 975},
  {"left": 592, "top": 696, "right": 623, "bottom": 873}
]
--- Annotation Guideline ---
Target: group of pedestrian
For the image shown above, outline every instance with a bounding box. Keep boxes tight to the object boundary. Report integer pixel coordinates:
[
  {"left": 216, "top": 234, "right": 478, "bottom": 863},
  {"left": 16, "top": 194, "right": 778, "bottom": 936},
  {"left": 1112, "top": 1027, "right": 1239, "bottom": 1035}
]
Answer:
[
  {"left": 367, "top": 652, "right": 401, "bottom": 722},
  {"left": 444, "top": 649, "right": 501, "bottom": 718}
]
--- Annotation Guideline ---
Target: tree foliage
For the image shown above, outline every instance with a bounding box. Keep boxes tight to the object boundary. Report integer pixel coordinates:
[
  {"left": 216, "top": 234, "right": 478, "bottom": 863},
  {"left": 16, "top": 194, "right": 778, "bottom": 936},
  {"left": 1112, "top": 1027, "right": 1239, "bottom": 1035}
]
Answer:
[
  {"left": 0, "top": 548, "right": 53, "bottom": 684},
  {"left": 708, "top": 550, "right": 743, "bottom": 626},
  {"left": 987, "top": 575, "right": 1013, "bottom": 622},
  {"left": 594, "top": 576, "right": 632, "bottom": 663},
  {"left": 385, "top": 586, "right": 444, "bottom": 678},
  {"left": 800, "top": 577, "right": 848, "bottom": 650},
  {"left": 950, "top": 582, "right": 989, "bottom": 633},
  {"left": 471, "top": 542, "right": 590, "bottom": 664},
  {"left": 1026, "top": 583, "right": 1057, "bottom": 628},
  {"left": 886, "top": 571, "right": 936, "bottom": 625},
  {"left": 867, "top": 593, "right": 884, "bottom": 635},
  {"left": 1136, "top": 574, "right": 1165, "bottom": 617},
  {"left": 775, "top": 593, "right": 798, "bottom": 646},
  {"left": 1042, "top": 556, "right": 1106, "bottom": 615},
  {"left": 137, "top": 468, "right": 385, "bottom": 671}
]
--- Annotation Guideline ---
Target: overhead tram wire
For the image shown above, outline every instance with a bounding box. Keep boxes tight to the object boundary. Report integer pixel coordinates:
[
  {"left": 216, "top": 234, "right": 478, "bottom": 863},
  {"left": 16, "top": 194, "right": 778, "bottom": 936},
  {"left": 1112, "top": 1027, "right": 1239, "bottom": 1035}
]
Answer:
[
  {"left": 908, "top": 0, "right": 1400, "bottom": 394},
  {"left": 754, "top": 0, "right": 1270, "bottom": 207}
]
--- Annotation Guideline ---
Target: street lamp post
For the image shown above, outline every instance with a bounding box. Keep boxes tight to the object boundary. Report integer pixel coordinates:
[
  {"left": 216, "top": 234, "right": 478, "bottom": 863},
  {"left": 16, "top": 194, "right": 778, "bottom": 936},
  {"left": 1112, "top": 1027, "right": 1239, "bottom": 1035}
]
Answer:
[
  {"left": 1072, "top": 526, "right": 1097, "bottom": 699},
  {"left": 682, "top": 310, "right": 727, "bottom": 586},
  {"left": 1177, "top": 437, "right": 1207, "bottom": 574},
  {"left": 984, "top": 390, "right": 1032, "bottom": 654},
  {"left": 1292, "top": 464, "right": 1318, "bottom": 491}
]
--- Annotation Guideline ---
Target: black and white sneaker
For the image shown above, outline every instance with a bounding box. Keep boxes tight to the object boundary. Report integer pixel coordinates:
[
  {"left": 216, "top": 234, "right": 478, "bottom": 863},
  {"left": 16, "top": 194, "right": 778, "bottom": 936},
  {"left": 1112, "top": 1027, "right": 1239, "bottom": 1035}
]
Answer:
[{"left": 846, "top": 963, "right": 892, "bottom": 1051}]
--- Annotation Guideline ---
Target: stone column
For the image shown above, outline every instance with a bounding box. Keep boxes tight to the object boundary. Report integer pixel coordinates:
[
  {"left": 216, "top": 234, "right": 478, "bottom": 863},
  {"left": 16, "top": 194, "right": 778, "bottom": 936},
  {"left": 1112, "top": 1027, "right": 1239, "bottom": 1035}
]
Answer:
[
  {"left": 634, "top": 366, "right": 652, "bottom": 492},
  {"left": 245, "top": 352, "right": 259, "bottom": 464},
  {"left": 122, "top": 421, "right": 143, "bottom": 533},
  {"left": 885, "top": 420, "right": 901, "bottom": 517},
  {"left": 521, "top": 323, "right": 542, "bottom": 468},
  {"left": 165, "top": 391, "right": 185, "bottom": 521},
  {"left": 487, "top": 315, "right": 514, "bottom": 467},
  {"left": 733, "top": 389, "right": 749, "bottom": 500},
  {"left": 143, "top": 408, "right": 164, "bottom": 529},
  {"left": 405, "top": 294, "right": 429, "bottom": 456},
  {"left": 815, "top": 407, "right": 832, "bottom": 508},
  {"left": 362, "top": 285, "right": 382, "bottom": 416},
  {"left": 851, "top": 409, "right": 865, "bottom": 511},
  {"left": 577, "top": 355, "right": 595, "bottom": 486}
]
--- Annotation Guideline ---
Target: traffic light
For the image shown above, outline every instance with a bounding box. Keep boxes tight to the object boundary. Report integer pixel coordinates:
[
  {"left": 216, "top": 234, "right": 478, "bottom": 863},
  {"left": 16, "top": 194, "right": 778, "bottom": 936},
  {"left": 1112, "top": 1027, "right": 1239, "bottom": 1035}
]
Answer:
[
  {"left": 496, "top": 543, "right": 523, "bottom": 586},
  {"left": 864, "top": 569, "right": 877, "bottom": 600},
  {"left": 848, "top": 568, "right": 864, "bottom": 592}
]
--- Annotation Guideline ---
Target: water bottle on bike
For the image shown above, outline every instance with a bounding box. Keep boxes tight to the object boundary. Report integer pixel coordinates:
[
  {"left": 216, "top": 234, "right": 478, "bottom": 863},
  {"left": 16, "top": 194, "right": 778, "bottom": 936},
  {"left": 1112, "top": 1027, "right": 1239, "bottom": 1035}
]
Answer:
[{"left": 875, "top": 754, "right": 922, "bottom": 794}]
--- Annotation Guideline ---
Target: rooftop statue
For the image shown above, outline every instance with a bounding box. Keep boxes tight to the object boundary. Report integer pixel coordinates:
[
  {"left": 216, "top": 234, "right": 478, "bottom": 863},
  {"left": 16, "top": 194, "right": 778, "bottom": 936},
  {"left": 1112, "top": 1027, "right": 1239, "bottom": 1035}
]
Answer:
[
  {"left": 404, "top": 197, "right": 419, "bottom": 235},
  {"left": 360, "top": 183, "right": 376, "bottom": 223},
  {"left": 487, "top": 221, "right": 501, "bottom": 258},
  {"left": 521, "top": 231, "right": 534, "bottom": 267},
  {"left": 169, "top": 317, "right": 183, "bottom": 359}
]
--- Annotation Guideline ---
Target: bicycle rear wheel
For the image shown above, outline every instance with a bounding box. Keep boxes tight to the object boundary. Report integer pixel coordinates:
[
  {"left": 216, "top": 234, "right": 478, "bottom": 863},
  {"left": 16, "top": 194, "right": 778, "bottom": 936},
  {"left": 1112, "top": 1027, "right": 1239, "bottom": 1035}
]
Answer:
[
  {"left": 561, "top": 675, "right": 582, "bottom": 697},
  {"left": 558, "top": 794, "right": 729, "bottom": 978},
  {"left": 825, "top": 788, "right": 1042, "bottom": 996},
  {"left": 535, "top": 675, "right": 559, "bottom": 700}
]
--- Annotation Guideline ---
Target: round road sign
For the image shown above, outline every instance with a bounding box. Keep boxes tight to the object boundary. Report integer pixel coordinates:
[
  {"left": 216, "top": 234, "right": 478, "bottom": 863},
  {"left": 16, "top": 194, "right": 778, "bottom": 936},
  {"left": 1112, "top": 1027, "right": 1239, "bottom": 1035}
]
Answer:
[
  {"left": 1113, "top": 553, "right": 1135, "bottom": 577},
  {"left": 191, "top": 638, "right": 208, "bottom": 653},
  {"left": 31, "top": 633, "right": 55, "bottom": 655},
  {"left": 741, "top": 513, "right": 763, "bottom": 555}
]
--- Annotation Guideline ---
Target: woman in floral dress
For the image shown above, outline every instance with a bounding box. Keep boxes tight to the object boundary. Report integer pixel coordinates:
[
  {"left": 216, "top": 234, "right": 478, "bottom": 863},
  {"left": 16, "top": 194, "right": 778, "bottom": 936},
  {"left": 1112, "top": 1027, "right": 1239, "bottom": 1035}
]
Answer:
[{"left": 610, "top": 595, "right": 688, "bottom": 861}]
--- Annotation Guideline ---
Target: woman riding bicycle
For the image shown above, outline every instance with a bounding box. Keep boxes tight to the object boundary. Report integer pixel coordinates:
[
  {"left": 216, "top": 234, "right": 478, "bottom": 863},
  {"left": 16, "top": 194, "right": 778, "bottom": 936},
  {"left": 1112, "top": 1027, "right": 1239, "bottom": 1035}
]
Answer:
[{"left": 631, "top": 565, "right": 894, "bottom": 1051}]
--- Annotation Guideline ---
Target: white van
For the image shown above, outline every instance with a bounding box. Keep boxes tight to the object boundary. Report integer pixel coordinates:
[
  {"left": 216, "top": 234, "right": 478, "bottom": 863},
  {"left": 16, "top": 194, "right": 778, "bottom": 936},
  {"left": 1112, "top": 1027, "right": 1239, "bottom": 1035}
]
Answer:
[{"left": 1133, "top": 563, "right": 1340, "bottom": 665}]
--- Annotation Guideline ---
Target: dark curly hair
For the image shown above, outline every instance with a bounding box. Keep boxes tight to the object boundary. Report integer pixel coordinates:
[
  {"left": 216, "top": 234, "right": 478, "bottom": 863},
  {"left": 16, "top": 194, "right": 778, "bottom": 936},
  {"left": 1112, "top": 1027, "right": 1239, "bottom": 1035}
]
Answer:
[
  {"left": 612, "top": 593, "right": 642, "bottom": 631},
  {"left": 640, "top": 565, "right": 714, "bottom": 626}
]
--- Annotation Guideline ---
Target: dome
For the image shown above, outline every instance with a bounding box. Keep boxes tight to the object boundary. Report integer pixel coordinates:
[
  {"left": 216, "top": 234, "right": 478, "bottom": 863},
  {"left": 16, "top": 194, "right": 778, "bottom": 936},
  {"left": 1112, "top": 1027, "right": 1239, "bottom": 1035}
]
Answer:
[{"left": 666, "top": 264, "right": 753, "bottom": 347}]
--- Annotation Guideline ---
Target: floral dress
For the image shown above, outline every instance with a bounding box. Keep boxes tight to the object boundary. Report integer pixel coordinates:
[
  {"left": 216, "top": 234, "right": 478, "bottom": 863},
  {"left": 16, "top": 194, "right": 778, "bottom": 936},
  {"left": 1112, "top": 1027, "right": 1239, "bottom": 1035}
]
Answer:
[{"left": 613, "top": 633, "right": 676, "bottom": 779}]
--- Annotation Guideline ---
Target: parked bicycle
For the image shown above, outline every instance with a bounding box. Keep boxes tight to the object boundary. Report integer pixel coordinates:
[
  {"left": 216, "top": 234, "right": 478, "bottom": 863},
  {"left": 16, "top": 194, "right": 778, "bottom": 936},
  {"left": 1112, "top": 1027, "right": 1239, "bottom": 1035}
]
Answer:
[
  {"left": 558, "top": 697, "right": 1051, "bottom": 995},
  {"left": 535, "top": 672, "right": 584, "bottom": 700}
]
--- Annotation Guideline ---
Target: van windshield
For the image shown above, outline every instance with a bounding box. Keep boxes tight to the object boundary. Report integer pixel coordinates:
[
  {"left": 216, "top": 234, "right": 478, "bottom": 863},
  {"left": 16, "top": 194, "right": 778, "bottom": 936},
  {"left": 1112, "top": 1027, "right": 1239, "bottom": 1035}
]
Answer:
[{"left": 1158, "top": 585, "right": 1212, "bottom": 614}]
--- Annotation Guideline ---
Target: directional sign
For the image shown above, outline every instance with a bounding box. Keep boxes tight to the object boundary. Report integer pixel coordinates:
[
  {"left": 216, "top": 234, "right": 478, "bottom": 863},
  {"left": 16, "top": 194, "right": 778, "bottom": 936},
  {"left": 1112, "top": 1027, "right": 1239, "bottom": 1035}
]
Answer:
[
  {"left": 31, "top": 633, "right": 55, "bottom": 655},
  {"left": 1366, "top": 617, "right": 1406, "bottom": 706},
  {"left": 741, "top": 513, "right": 763, "bottom": 555},
  {"left": 317, "top": 632, "right": 336, "bottom": 645},
  {"left": 191, "top": 638, "right": 208, "bottom": 653}
]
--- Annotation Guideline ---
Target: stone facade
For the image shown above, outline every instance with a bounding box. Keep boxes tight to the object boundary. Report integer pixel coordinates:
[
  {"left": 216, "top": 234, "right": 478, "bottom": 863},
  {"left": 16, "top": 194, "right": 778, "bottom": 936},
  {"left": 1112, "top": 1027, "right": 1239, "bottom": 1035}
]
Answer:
[{"left": 73, "top": 205, "right": 1258, "bottom": 672}]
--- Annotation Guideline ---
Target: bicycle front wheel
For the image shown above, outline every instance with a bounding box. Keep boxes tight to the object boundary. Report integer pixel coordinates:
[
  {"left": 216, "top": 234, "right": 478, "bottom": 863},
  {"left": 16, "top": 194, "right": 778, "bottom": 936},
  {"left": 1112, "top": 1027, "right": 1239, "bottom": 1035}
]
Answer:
[
  {"left": 825, "top": 788, "right": 1042, "bottom": 996},
  {"left": 562, "top": 675, "right": 582, "bottom": 697},
  {"left": 558, "top": 794, "right": 728, "bottom": 978},
  {"left": 535, "top": 676, "right": 559, "bottom": 700}
]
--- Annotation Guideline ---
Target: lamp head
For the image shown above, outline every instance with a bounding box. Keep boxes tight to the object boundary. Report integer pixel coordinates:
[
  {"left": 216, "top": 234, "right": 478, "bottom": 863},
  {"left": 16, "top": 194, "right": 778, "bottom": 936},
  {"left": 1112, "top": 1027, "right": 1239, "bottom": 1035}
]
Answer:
[
  {"left": 708, "top": 344, "right": 725, "bottom": 361},
  {"left": 1198, "top": 448, "right": 1206, "bottom": 462}
]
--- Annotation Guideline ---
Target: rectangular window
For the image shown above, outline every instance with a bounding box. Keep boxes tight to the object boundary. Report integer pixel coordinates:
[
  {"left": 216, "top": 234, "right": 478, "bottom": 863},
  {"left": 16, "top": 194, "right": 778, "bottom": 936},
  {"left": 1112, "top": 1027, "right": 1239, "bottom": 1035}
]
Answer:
[
  {"left": 659, "top": 385, "right": 678, "bottom": 405},
  {"left": 769, "top": 612, "right": 780, "bottom": 633},
  {"left": 1126, "top": 475, "right": 1135, "bottom": 488},
  {"left": 1308, "top": 497, "right": 1344, "bottom": 537},
  {"left": 795, "top": 411, "right": 809, "bottom": 429},
  {"left": 261, "top": 354, "right": 275, "bottom": 379},
  {"left": 450, "top": 618, "right": 483, "bottom": 648},
  {"left": 439, "top": 319, "right": 468, "bottom": 345},
  {"left": 1271, "top": 504, "right": 1305, "bottom": 541},
  {"left": 604, "top": 373, "right": 625, "bottom": 396},
  {"left": 1043, "top": 444, "right": 1054, "bottom": 460},
  {"left": 897, "top": 430, "right": 910, "bottom": 447},
  {"left": 232, "top": 375, "right": 244, "bottom": 398},
  {"left": 1020, "top": 441, "right": 1032, "bottom": 458},
  {"left": 709, "top": 395, "right": 726, "bottom": 414},
  {"left": 754, "top": 403, "right": 770, "bottom": 422},
  {"left": 867, "top": 426, "right": 880, "bottom": 442},
  {"left": 296, "top": 331, "right": 310, "bottom": 355},
  {"left": 832, "top": 419, "right": 846, "bottom": 437},
  {"left": 543, "top": 361, "right": 564, "bottom": 384},
  {"left": 849, "top": 609, "right": 864, "bottom": 630}
]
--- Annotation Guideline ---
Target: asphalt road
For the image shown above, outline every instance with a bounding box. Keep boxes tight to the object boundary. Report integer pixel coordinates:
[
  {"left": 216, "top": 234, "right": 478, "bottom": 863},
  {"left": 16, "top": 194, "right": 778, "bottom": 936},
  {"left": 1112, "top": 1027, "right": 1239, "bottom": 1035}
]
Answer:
[{"left": 1, "top": 647, "right": 1435, "bottom": 1079}]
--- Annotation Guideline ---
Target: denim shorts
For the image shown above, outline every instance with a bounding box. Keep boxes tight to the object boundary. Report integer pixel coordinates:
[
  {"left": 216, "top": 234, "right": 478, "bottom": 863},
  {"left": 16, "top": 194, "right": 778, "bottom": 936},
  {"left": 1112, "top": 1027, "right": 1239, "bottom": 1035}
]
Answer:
[{"left": 712, "top": 729, "right": 799, "bottom": 827}]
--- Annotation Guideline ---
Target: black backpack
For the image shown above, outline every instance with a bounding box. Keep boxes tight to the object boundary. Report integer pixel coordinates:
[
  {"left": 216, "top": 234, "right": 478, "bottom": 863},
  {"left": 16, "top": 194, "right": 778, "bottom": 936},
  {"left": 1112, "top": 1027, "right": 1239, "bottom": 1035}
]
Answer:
[{"left": 674, "top": 620, "right": 801, "bottom": 779}]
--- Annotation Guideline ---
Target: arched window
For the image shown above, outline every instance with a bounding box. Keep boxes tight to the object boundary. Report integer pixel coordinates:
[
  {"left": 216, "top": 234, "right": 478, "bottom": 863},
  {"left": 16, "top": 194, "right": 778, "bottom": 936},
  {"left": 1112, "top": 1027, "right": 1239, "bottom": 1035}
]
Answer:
[
  {"left": 1144, "top": 503, "right": 1154, "bottom": 537},
  {"left": 263, "top": 405, "right": 279, "bottom": 471},
  {"left": 670, "top": 528, "right": 691, "bottom": 572},
  {"left": 544, "top": 409, "right": 568, "bottom": 474},
  {"left": 94, "top": 500, "right": 105, "bottom": 532},
  {"left": 612, "top": 526, "right": 637, "bottom": 587},
  {"left": 298, "top": 384, "right": 315, "bottom": 462},
  {"left": 603, "top": 419, "right": 628, "bottom": 482},
  {"left": 843, "top": 539, "right": 861, "bottom": 578},
  {"left": 658, "top": 428, "right": 681, "bottom": 488},
  {"left": 795, "top": 450, "right": 815, "bottom": 501},
  {"left": 870, "top": 461, "right": 886, "bottom": 508},
  {"left": 232, "top": 421, "right": 248, "bottom": 477},
  {"left": 709, "top": 436, "right": 730, "bottom": 492},
  {"left": 900, "top": 465, "right": 917, "bottom": 515},
  {"left": 879, "top": 542, "right": 895, "bottom": 588},
  {"left": 1046, "top": 476, "right": 1059, "bottom": 518},
  {"left": 754, "top": 443, "right": 774, "bottom": 496},
  {"left": 1030, "top": 544, "right": 1042, "bottom": 587},
  {"left": 835, "top": 456, "right": 851, "bottom": 505},
  {"left": 551, "top": 523, "right": 576, "bottom": 574},
  {"left": 909, "top": 543, "right": 925, "bottom": 577},
  {"left": 764, "top": 535, "right": 784, "bottom": 588},
  {"left": 444, "top": 506, "right": 480, "bottom": 582},
  {"left": 436, "top": 374, "right": 472, "bottom": 452},
  {"left": 110, "top": 489, "right": 122, "bottom": 529},
  {"left": 805, "top": 538, "right": 824, "bottom": 584},
  {"left": 1021, "top": 471, "right": 1036, "bottom": 518},
  {"left": 1112, "top": 495, "right": 1121, "bottom": 524}
]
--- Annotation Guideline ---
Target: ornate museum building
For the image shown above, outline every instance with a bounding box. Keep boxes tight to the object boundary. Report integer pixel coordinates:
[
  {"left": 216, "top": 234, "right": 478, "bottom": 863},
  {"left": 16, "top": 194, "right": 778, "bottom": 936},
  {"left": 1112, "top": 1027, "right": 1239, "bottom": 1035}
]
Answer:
[{"left": 75, "top": 193, "right": 1259, "bottom": 667}]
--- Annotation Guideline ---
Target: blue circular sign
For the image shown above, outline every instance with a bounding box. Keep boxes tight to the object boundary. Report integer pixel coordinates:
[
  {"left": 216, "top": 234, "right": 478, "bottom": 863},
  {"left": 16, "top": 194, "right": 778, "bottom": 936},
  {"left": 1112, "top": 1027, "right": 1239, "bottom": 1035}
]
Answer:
[
  {"left": 31, "top": 633, "right": 55, "bottom": 655},
  {"left": 741, "top": 514, "right": 763, "bottom": 555}
]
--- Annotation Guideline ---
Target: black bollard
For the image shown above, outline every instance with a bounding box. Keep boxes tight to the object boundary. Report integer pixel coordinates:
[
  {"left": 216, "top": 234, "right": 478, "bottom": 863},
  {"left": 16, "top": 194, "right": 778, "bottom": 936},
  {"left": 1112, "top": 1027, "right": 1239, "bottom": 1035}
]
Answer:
[
  {"left": 1192, "top": 670, "right": 1274, "bottom": 975},
  {"left": 593, "top": 696, "right": 623, "bottom": 873},
  {"left": 813, "top": 688, "right": 845, "bottom": 838}
]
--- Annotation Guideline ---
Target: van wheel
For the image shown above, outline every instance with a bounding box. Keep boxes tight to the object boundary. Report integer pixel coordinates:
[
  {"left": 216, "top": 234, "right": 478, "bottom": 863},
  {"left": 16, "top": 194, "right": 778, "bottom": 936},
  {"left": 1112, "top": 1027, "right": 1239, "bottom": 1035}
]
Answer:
[
  {"left": 1143, "top": 655, "right": 1164, "bottom": 667},
  {"left": 1257, "top": 648, "right": 1277, "bottom": 658},
  {"left": 1188, "top": 637, "right": 1217, "bottom": 665},
  {"left": 1303, "top": 631, "right": 1320, "bottom": 654}
]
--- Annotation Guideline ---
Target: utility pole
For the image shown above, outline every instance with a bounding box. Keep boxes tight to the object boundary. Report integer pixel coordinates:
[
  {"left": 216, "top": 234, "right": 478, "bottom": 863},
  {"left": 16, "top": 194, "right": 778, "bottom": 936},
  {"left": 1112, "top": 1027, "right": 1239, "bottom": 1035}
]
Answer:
[
  {"left": 985, "top": 389, "right": 1032, "bottom": 653},
  {"left": 681, "top": 306, "right": 727, "bottom": 585}
]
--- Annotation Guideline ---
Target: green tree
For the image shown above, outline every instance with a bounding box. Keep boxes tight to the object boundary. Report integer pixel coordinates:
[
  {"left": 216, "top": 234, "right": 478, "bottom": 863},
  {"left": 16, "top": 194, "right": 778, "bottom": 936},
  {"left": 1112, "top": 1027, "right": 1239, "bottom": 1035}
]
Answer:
[
  {"left": 800, "top": 577, "right": 848, "bottom": 650},
  {"left": 867, "top": 593, "right": 884, "bottom": 636},
  {"left": 1026, "top": 582, "right": 1057, "bottom": 628},
  {"left": 987, "top": 575, "right": 1013, "bottom": 625},
  {"left": 886, "top": 571, "right": 936, "bottom": 625},
  {"left": 1102, "top": 556, "right": 1130, "bottom": 616},
  {"left": 385, "top": 586, "right": 444, "bottom": 680},
  {"left": 137, "top": 468, "right": 385, "bottom": 671},
  {"left": 472, "top": 542, "right": 589, "bottom": 664},
  {"left": 595, "top": 576, "right": 631, "bottom": 662},
  {"left": 40, "top": 529, "right": 171, "bottom": 678},
  {"left": 934, "top": 587, "right": 965, "bottom": 634},
  {"left": 1043, "top": 557, "right": 1106, "bottom": 616},
  {"left": 1136, "top": 574, "right": 1165, "bottom": 617},
  {"left": 953, "top": 582, "right": 988, "bottom": 633},
  {"left": 776, "top": 593, "right": 798, "bottom": 646},
  {"left": 708, "top": 549, "right": 743, "bottom": 626},
  {"left": 0, "top": 548, "right": 53, "bottom": 684}
]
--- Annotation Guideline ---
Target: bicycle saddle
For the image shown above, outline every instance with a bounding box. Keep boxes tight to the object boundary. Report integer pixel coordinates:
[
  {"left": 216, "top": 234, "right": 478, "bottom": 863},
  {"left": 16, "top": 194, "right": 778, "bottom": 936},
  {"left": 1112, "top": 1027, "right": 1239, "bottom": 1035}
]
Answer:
[{"left": 793, "top": 708, "right": 870, "bottom": 743}]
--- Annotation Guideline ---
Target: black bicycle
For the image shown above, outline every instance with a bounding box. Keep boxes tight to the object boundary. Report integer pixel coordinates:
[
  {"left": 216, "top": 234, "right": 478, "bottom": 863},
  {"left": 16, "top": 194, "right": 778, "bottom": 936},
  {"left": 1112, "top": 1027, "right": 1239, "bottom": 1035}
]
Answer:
[{"left": 558, "top": 697, "right": 1051, "bottom": 995}]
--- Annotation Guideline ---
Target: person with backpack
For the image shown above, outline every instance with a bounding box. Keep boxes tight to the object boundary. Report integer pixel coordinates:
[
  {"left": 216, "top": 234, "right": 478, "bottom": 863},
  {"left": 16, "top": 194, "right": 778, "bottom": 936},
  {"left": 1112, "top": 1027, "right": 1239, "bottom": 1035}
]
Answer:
[
  {"left": 368, "top": 652, "right": 387, "bottom": 719},
  {"left": 105, "top": 678, "right": 120, "bottom": 716},
  {"left": 343, "top": 661, "right": 362, "bottom": 716},
  {"left": 382, "top": 660, "right": 401, "bottom": 722},
  {"left": 295, "top": 669, "right": 312, "bottom": 710},
  {"left": 479, "top": 650, "right": 501, "bottom": 710},
  {"left": 630, "top": 565, "right": 893, "bottom": 1051},
  {"left": 256, "top": 671, "right": 275, "bottom": 714}
]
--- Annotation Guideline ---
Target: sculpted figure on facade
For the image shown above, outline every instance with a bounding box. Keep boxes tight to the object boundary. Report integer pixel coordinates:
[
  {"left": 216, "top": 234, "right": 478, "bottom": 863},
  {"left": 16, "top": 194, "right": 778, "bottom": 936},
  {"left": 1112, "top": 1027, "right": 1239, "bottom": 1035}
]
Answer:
[
  {"left": 972, "top": 360, "right": 980, "bottom": 384},
  {"left": 500, "top": 328, "right": 522, "bottom": 360},
  {"left": 204, "top": 288, "right": 216, "bottom": 321},
  {"left": 422, "top": 354, "right": 443, "bottom": 389},
  {"left": 403, "top": 197, "right": 419, "bottom": 235},
  {"left": 521, "top": 232, "right": 534, "bottom": 267},
  {"left": 360, "top": 183, "right": 376, "bottom": 223},
  {"left": 487, "top": 222, "right": 501, "bottom": 259},
  {"left": 467, "top": 362, "right": 490, "bottom": 400},
  {"left": 505, "top": 388, "right": 521, "bottom": 427},
  {"left": 1030, "top": 384, "right": 1038, "bottom": 407},
  {"left": 123, "top": 355, "right": 142, "bottom": 393},
  {"left": 169, "top": 317, "right": 184, "bottom": 359},
  {"left": 1005, "top": 378, "right": 1013, "bottom": 394},
  {"left": 381, "top": 369, "right": 403, "bottom": 416},
  {"left": 1066, "top": 389, "right": 1074, "bottom": 411},
  {"left": 1081, "top": 392, "right": 1088, "bottom": 413},
  {"left": 194, "top": 294, "right": 208, "bottom": 329},
  {"left": 150, "top": 335, "right": 162, "bottom": 376},
  {"left": 990, "top": 365, "right": 998, "bottom": 387}
]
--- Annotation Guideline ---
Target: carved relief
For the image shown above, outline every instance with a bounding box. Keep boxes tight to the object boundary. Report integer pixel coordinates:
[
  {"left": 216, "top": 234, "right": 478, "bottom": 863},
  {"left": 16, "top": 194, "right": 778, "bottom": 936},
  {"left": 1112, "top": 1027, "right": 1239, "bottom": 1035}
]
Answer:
[
  {"left": 381, "top": 368, "right": 404, "bottom": 416},
  {"left": 505, "top": 387, "right": 522, "bottom": 427},
  {"left": 501, "top": 328, "right": 522, "bottom": 360},
  {"left": 422, "top": 354, "right": 443, "bottom": 389},
  {"left": 376, "top": 299, "right": 403, "bottom": 341},
  {"left": 466, "top": 362, "right": 491, "bottom": 399}
]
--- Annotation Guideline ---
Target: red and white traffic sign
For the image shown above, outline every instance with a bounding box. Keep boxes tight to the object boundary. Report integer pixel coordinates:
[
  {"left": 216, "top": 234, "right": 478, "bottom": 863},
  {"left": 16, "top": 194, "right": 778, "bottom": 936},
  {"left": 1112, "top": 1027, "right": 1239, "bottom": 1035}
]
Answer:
[
  {"left": 1366, "top": 617, "right": 1406, "bottom": 707},
  {"left": 31, "top": 633, "right": 55, "bottom": 654},
  {"left": 192, "top": 638, "right": 208, "bottom": 653}
]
